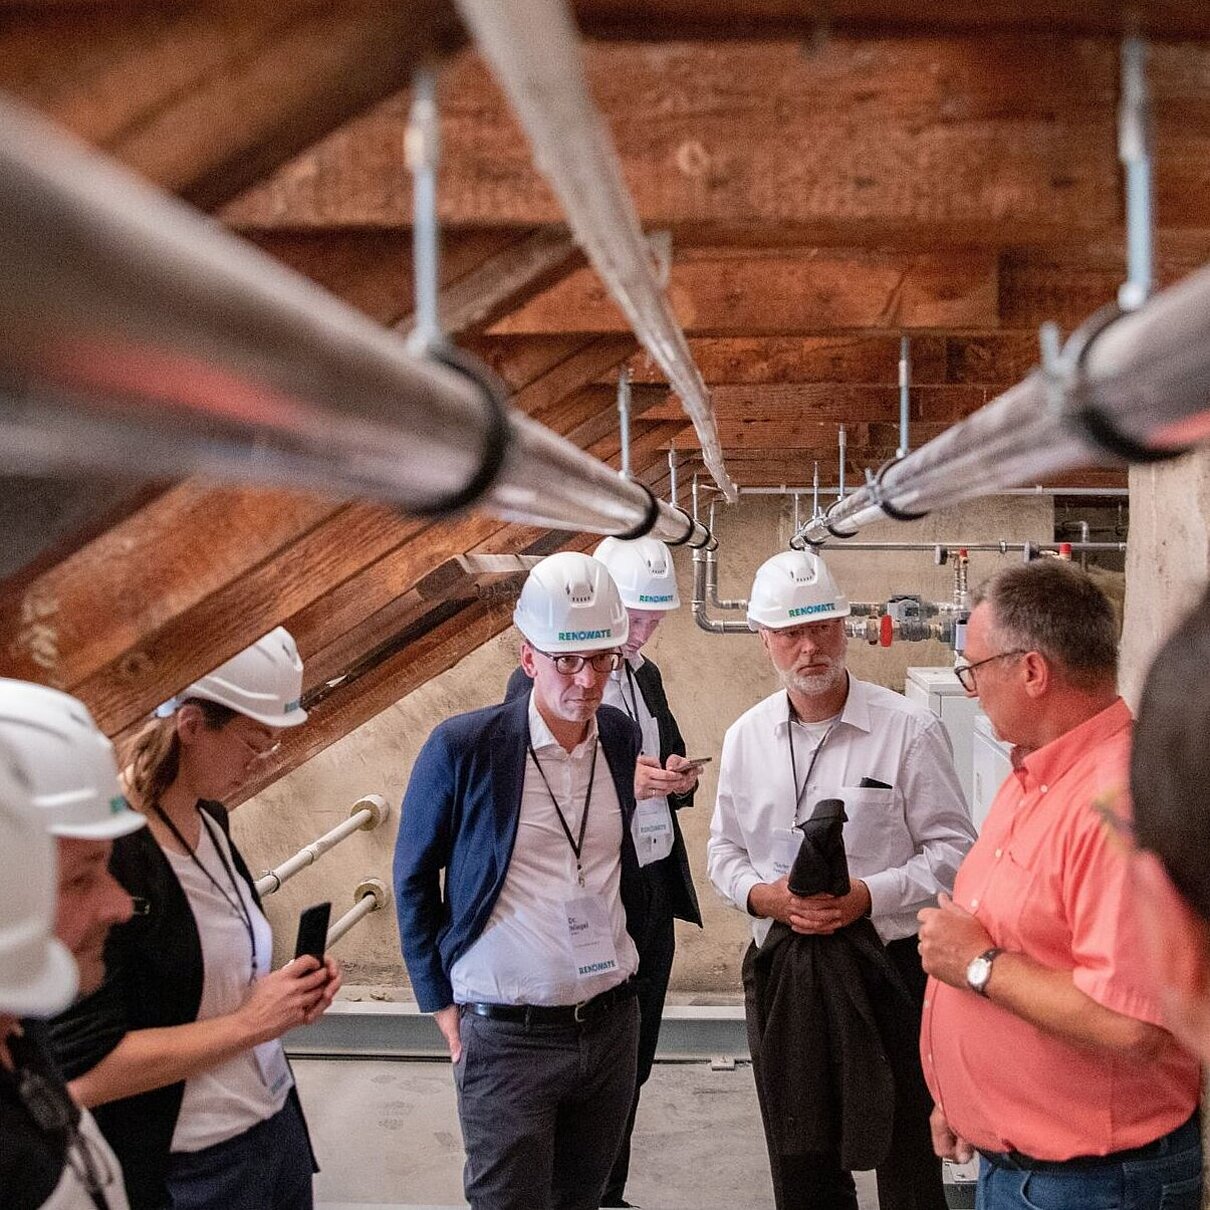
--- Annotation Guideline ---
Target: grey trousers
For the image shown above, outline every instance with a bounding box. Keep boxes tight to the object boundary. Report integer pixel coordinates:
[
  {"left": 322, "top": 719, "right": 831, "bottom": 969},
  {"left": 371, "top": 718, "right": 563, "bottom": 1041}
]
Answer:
[{"left": 453, "top": 997, "right": 640, "bottom": 1210}]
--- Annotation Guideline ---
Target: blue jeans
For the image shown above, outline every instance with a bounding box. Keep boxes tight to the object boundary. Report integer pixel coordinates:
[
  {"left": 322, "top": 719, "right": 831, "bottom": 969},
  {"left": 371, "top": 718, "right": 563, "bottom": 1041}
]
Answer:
[{"left": 976, "top": 1115, "right": 1202, "bottom": 1210}]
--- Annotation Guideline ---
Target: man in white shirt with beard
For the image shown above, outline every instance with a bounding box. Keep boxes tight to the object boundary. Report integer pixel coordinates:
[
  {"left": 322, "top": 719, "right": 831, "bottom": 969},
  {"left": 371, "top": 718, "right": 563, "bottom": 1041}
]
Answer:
[{"left": 708, "top": 549, "right": 975, "bottom": 1210}]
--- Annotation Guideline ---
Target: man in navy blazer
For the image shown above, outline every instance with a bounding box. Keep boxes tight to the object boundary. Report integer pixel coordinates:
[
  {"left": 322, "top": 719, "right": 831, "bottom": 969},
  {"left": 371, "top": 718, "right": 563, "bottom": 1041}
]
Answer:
[{"left": 394, "top": 551, "right": 647, "bottom": 1210}]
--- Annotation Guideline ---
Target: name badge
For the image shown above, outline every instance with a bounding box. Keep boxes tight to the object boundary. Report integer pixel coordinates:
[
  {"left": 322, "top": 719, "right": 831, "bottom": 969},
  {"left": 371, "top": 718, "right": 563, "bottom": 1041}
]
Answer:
[
  {"left": 565, "top": 894, "right": 620, "bottom": 981},
  {"left": 771, "top": 827, "right": 803, "bottom": 879},
  {"left": 253, "top": 1038, "right": 292, "bottom": 1098},
  {"left": 632, "top": 798, "right": 674, "bottom": 866}
]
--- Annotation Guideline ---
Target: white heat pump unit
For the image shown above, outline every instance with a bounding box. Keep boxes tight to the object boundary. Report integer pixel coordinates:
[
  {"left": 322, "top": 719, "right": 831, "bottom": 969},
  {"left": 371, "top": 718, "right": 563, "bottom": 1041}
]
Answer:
[
  {"left": 971, "top": 709, "right": 1013, "bottom": 832},
  {"left": 904, "top": 666, "right": 980, "bottom": 809}
]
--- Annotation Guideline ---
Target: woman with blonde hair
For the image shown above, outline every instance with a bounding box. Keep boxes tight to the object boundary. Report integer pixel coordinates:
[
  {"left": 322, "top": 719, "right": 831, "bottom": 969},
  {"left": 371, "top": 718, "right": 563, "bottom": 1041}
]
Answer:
[{"left": 50, "top": 627, "right": 340, "bottom": 1210}]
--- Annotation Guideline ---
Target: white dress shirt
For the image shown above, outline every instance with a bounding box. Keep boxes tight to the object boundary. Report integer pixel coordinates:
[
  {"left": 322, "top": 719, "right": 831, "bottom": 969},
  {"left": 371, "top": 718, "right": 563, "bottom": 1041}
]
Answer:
[
  {"left": 708, "top": 676, "right": 976, "bottom": 945},
  {"left": 601, "top": 654, "right": 675, "bottom": 867},
  {"left": 450, "top": 695, "right": 639, "bottom": 1005}
]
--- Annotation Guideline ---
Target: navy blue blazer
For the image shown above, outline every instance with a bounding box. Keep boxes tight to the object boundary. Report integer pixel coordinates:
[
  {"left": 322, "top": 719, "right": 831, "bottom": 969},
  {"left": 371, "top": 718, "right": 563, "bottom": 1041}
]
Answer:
[{"left": 393, "top": 691, "right": 647, "bottom": 1012}]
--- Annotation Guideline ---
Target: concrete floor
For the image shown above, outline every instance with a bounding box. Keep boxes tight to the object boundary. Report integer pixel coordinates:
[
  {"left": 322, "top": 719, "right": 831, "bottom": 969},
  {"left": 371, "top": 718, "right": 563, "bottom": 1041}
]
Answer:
[{"left": 296, "top": 1057, "right": 879, "bottom": 1209}]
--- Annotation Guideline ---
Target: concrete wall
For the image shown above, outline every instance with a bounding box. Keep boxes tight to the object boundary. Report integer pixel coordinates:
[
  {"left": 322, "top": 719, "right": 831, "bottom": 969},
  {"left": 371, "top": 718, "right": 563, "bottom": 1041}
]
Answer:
[{"left": 232, "top": 493, "right": 1052, "bottom": 995}]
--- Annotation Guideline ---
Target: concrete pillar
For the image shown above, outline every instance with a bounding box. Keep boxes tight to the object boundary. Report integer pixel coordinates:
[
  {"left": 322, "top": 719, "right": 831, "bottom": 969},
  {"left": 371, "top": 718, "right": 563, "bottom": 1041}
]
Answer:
[{"left": 1120, "top": 451, "right": 1210, "bottom": 706}]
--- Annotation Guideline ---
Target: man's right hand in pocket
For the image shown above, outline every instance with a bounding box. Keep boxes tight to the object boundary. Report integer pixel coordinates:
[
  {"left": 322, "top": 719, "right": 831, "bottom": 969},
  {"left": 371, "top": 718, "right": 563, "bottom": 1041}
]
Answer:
[{"left": 435, "top": 1003, "right": 462, "bottom": 1063}]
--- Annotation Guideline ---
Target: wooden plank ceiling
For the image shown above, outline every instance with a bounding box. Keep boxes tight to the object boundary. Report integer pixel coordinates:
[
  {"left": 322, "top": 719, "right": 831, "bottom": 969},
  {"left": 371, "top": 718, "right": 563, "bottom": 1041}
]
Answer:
[{"left": 0, "top": 1, "right": 1204, "bottom": 793}]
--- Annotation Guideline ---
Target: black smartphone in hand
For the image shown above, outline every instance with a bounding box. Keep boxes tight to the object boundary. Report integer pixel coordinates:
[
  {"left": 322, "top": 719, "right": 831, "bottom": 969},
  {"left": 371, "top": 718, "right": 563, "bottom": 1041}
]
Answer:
[{"left": 293, "top": 902, "right": 332, "bottom": 963}]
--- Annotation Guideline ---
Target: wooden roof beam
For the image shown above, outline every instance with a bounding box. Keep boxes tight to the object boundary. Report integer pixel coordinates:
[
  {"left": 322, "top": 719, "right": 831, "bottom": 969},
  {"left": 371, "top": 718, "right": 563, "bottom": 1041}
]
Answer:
[{"left": 223, "top": 38, "right": 1210, "bottom": 245}]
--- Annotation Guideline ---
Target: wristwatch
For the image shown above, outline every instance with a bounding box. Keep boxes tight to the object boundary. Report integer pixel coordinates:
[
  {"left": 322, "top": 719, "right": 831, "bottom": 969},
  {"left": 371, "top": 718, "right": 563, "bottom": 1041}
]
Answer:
[{"left": 966, "top": 947, "right": 1002, "bottom": 997}]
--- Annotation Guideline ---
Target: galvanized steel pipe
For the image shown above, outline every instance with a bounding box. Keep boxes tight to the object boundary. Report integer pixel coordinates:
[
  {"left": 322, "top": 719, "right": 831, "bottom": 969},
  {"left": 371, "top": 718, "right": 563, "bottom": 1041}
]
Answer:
[{"left": 0, "top": 99, "right": 711, "bottom": 548}]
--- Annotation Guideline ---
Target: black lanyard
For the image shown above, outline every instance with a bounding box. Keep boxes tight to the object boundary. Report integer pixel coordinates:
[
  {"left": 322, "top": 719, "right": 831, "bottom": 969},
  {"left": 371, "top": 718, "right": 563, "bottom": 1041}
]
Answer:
[
  {"left": 526, "top": 738, "right": 599, "bottom": 888},
  {"left": 152, "top": 802, "right": 259, "bottom": 980},
  {"left": 618, "top": 661, "right": 643, "bottom": 725},
  {"left": 787, "top": 699, "right": 837, "bottom": 823}
]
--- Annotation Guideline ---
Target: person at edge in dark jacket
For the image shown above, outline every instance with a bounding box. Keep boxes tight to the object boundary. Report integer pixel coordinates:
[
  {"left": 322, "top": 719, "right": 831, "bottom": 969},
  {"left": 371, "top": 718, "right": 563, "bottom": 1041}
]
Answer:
[{"left": 46, "top": 629, "right": 340, "bottom": 1210}]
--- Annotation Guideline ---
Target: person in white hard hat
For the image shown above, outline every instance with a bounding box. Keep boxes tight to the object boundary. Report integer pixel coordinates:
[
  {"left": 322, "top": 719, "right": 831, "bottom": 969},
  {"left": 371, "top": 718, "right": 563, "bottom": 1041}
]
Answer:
[
  {"left": 506, "top": 536, "right": 701, "bottom": 1208},
  {"left": 707, "top": 549, "right": 975, "bottom": 1210},
  {"left": 44, "top": 632, "right": 339, "bottom": 1210},
  {"left": 395, "top": 551, "right": 645, "bottom": 1210},
  {"left": 0, "top": 696, "right": 136, "bottom": 1209}
]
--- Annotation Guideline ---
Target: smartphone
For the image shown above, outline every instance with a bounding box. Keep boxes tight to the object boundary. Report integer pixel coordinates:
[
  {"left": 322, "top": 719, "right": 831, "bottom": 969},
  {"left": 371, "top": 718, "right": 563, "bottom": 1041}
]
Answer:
[
  {"left": 293, "top": 901, "right": 332, "bottom": 964},
  {"left": 681, "top": 756, "right": 713, "bottom": 767}
]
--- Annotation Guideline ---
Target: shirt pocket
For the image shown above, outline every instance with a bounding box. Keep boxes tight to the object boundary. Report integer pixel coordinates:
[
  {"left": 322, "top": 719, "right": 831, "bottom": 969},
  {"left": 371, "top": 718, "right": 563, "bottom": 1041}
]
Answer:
[
  {"left": 839, "top": 786, "right": 899, "bottom": 863},
  {"left": 977, "top": 847, "right": 1038, "bottom": 950}
]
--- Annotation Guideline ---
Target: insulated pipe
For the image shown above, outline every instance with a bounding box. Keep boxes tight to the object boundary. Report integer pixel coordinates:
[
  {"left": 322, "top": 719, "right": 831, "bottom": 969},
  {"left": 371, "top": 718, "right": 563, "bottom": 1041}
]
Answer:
[
  {"left": 668, "top": 448, "right": 679, "bottom": 507},
  {"left": 837, "top": 426, "right": 847, "bottom": 502},
  {"left": 797, "top": 261, "right": 1210, "bottom": 547},
  {"left": 0, "top": 99, "right": 711, "bottom": 549},
  {"left": 256, "top": 796, "right": 391, "bottom": 897},
  {"left": 452, "top": 0, "right": 737, "bottom": 501},
  {"left": 327, "top": 878, "right": 390, "bottom": 948}
]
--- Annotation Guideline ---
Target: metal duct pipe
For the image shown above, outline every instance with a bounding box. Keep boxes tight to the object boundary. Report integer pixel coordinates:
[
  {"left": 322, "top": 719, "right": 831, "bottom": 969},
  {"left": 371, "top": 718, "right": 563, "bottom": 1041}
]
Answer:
[
  {"left": 705, "top": 550, "right": 748, "bottom": 611},
  {"left": 692, "top": 548, "right": 750, "bottom": 634},
  {"left": 1118, "top": 37, "right": 1153, "bottom": 311},
  {"left": 736, "top": 486, "right": 1129, "bottom": 497},
  {"left": 617, "top": 369, "right": 632, "bottom": 480},
  {"left": 798, "top": 262, "right": 1210, "bottom": 547},
  {"left": 821, "top": 541, "right": 1126, "bottom": 554},
  {"left": 452, "top": 0, "right": 736, "bottom": 501},
  {"left": 256, "top": 796, "right": 391, "bottom": 897},
  {"left": 0, "top": 99, "right": 711, "bottom": 549},
  {"left": 898, "top": 336, "right": 911, "bottom": 459},
  {"left": 327, "top": 878, "right": 390, "bottom": 948}
]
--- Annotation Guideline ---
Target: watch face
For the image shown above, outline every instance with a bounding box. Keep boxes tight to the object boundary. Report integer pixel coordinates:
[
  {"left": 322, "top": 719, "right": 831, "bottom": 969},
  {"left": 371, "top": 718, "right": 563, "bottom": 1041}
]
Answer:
[{"left": 967, "top": 956, "right": 991, "bottom": 990}]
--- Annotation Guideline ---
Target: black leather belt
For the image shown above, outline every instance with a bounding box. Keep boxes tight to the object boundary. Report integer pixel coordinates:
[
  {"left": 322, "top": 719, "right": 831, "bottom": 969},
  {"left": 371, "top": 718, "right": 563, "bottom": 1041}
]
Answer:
[
  {"left": 977, "top": 1113, "right": 1199, "bottom": 1173},
  {"left": 464, "top": 979, "right": 636, "bottom": 1026}
]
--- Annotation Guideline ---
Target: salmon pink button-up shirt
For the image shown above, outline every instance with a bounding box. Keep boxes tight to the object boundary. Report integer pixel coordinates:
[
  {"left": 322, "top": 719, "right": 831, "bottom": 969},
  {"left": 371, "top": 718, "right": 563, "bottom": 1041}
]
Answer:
[{"left": 921, "top": 698, "right": 1199, "bottom": 1161}]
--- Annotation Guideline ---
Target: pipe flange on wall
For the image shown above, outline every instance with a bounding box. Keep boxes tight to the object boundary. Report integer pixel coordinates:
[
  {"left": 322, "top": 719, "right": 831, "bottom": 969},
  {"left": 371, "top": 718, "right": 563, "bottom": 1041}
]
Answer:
[
  {"left": 353, "top": 877, "right": 389, "bottom": 910},
  {"left": 411, "top": 343, "right": 513, "bottom": 515},
  {"left": 351, "top": 794, "right": 391, "bottom": 831},
  {"left": 1043, "top": 303, "right": 1192, "bottom": 466}
]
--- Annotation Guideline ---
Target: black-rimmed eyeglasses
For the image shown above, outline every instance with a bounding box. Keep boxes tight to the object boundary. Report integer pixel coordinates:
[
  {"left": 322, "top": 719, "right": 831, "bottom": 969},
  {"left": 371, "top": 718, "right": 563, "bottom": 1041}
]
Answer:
[
  {"left": 537, "top": 650, "right": 624, "bottom": 676},
  {"left": 954, "top": 650, "right": 1027, "bottom": 692}
]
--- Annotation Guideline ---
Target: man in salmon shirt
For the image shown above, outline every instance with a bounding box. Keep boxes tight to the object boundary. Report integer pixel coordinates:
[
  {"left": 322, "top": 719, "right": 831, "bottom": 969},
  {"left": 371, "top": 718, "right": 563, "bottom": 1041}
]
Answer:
[{"left": 917, "top": 560, "right": 1202, "bottom": 1209}]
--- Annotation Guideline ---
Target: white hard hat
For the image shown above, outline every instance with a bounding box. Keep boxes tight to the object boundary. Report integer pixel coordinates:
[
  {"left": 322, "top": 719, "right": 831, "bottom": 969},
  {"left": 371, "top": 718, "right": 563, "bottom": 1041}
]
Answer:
[
  {"left": 0, "top": 738, "right": 78, "bottom": 1016},
  {"left": 513, "top": 552, "right": 629, "bottom": 653},
  {"left": 592, "top": 537, "right": 680, "bottom": 611},
  {"left": 169, "top": 626, "right": 307, "bottom": 728},
  {"left": 747, "top": 550, "right": 851, "bottom": 631},
  {"left": 0, "top": 680, "right": 145, "bottom": 841}
]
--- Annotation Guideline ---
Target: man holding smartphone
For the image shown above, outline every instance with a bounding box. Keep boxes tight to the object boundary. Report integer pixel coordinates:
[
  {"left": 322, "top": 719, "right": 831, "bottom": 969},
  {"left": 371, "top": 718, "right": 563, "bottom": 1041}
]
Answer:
[
  {"left": 508, "top": 536, "right": 702, "bottom": 1208},
  {"left": 707, "top": 549, "right": 976, "bottom": 1210}
]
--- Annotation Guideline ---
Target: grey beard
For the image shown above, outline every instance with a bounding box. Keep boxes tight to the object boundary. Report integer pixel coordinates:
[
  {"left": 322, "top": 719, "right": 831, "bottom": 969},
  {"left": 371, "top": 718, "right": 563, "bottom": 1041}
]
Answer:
[{"left": 778, "top": 662, "right": 845, "bottom": 698}]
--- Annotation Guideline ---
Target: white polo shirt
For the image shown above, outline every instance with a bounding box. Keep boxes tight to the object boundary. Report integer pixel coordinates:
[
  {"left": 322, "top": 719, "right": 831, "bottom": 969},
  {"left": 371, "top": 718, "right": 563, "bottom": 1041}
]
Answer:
[
  {"left": 708, "top": 676, "right": 976, "bottom": 945},
  {"left": 450, "top": 696, "right": 639, "bottom": 1005}
]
